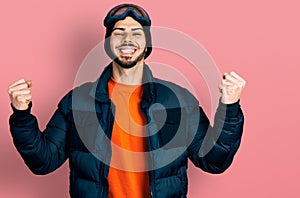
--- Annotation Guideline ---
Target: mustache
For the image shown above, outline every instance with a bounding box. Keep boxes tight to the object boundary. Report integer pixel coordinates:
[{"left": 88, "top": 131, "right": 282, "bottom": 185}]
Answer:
[{"left": 117, "top": 43, "right": 138, "bottom": 48}]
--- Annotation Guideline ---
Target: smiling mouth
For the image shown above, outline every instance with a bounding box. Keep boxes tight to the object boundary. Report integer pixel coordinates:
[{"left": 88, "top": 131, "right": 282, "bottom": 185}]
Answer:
[{"left": 117, "top": 44, "right": 138, "bottom": 57}]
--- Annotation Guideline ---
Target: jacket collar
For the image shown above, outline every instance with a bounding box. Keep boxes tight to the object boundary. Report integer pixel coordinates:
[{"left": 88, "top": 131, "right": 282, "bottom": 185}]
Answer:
[{"left": 89, "top": 62, "right": 156, "bottom": 107}]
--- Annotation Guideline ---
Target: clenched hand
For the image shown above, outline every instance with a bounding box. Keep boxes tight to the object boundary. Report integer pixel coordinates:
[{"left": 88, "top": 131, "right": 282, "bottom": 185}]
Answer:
[
  {"left": 219, "top": 72, "right": 246, "bottom": 104},
  {"left": 8, "top": 78, "right": 32, "bottom": 110}
]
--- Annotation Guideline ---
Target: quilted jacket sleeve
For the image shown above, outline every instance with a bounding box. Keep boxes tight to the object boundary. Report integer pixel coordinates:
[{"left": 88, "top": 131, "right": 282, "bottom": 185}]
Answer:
[
  {"left": 9, "top": 96, "right": 70, "bottom": 175},
  {"left": 187, "top": 100, "right": 244, "bottom": 174}
]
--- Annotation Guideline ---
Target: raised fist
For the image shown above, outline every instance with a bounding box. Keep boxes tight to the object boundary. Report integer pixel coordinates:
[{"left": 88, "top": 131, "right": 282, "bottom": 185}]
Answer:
[{"left": 8, "top": 78, "right": 32, "bottom": 110}]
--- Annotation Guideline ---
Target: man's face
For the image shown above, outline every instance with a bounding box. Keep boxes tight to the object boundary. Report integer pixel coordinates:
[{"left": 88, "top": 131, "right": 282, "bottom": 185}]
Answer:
[{"left": 110, "top": 16, "right": 147, "bottom": 68}]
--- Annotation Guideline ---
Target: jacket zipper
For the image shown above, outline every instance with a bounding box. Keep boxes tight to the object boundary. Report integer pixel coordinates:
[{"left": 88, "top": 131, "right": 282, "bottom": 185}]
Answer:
[
  {"left": 143, "top": 107, "right": 155, "bottom": 198},
  {"left": 101, "top": 102, "right": 115, "bottom": 198}
]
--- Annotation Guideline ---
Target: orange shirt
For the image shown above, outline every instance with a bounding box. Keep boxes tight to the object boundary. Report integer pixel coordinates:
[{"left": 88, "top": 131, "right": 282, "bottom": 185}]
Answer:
[{"left": 107, "top": 77, "right": 151, "bottom": 198}]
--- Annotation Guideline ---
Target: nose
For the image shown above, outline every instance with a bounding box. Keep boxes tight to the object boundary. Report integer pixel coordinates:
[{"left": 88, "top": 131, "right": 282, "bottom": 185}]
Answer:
[{"left": 123, "top": 32, "right": 132, "bottom": 42}]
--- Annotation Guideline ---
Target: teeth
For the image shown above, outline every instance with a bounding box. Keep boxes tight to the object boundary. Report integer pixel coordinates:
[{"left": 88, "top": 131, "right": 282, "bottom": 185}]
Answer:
[{"left": 120, "top": 49, "right": 134, "bottom": 54}]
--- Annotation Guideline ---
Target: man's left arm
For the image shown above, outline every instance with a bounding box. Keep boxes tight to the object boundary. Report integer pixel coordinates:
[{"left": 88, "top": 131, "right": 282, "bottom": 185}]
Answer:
[{"left": 188, "top": 72, "right": 246, "bottom": 173}]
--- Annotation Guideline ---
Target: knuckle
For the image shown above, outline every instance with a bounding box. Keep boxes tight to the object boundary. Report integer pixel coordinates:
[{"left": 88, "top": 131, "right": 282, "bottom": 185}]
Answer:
[
  {"left": 12, "top": 92, "right": 17, "bottom": 98},
  {"left": 8, "top": 88, "right": 12, "bottom": 94}
]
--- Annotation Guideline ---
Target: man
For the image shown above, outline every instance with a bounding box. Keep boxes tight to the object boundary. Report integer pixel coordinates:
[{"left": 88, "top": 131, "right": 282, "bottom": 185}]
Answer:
[{"left": 8, "top": 3, "right": 246, "bottom": 198}]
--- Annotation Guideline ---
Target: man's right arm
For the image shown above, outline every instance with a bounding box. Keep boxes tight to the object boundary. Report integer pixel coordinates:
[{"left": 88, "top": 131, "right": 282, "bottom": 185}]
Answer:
[{"left": 8, "top": 79, "right": 69, "bottom": 175}]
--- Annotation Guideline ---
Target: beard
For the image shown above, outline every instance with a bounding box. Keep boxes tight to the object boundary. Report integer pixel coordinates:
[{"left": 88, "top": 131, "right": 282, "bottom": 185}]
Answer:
[{"left": 113, "top": 48, "right": 146, "bottom": 69}]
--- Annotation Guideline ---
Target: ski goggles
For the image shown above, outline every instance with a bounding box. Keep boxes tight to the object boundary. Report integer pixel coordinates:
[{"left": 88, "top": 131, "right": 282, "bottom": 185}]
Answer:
[{"left": 104, "top": 4, "right": 151, "bottom": 27}]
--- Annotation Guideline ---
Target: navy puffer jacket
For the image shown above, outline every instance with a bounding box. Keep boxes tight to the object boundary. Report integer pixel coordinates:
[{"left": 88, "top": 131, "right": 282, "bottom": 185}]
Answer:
[{"left": 9, "top": 64, "right": 244, "bottom": 198}]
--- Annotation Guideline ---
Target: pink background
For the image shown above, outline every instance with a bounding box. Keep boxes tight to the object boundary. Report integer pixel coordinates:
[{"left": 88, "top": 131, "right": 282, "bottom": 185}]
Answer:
[{"left": 1, "top": 0, "right": 300, "bottom": 197}]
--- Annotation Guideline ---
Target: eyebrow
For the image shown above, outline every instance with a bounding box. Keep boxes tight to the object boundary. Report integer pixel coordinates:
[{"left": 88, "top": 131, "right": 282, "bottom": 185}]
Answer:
[{"left": 112, "top": 27, "right": 144, "bottom": 31}]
